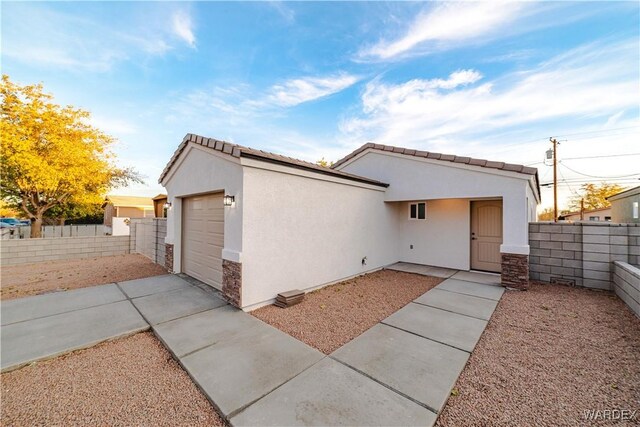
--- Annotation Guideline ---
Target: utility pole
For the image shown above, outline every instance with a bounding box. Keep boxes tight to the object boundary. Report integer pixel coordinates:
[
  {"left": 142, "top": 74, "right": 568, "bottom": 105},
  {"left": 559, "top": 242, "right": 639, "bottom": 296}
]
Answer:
[{"left": 550, "top": 137, "right": 559, "bottom": 222}]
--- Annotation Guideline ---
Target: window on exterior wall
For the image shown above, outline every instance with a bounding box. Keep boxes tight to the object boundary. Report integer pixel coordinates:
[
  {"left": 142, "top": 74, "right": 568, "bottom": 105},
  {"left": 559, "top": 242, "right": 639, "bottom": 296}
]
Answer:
[
  {"left": 409, "top": 202, "right": 426, "bottom": 220},
  {"left": 634, "top": 202, "right": 639, "bottom": 219},
  {"left": 605, "top": 216, "right": 611, "bottom": 221},
  {"left": 589, "top": 216, "right": 599, "bottom": 221}
]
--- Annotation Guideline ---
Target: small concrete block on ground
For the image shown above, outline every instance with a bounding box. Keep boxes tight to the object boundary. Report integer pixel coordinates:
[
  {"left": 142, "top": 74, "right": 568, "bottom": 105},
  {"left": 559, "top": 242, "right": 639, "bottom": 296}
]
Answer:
[
  {"left": 451, "top": 270, "right": 501, "bottom": 285},
  {"left": 181, "top": 323, "right": 324, "bottom": 417},
  {"left": 155, "top": 305, "right": 264, "bottom": 357},
  {"left": 383, "top": 303, "right": 487, "bottom": 352},
  {"left": 132, "top": 285, "right": 227, "bottom": 325},
  {"left": 118, "top": 274, "right": 190, "bottom": 299},
  {"left": 414, "top": 288, "right": 499, "bottom": 321},
  {"left": 436, "top": 278, "right": 504, "bottom": 301},
  {"left": 1, "top": 284, "right": 125, "bottom": 326},
  {"left": 331, "top": 323, "right": 468, "bottom": 414},
  {"left": 1, "top": 300, "right": 147, "bottom": 372},
  {"left": 230, "top": 357, "right": 437, "bottom": 427}
]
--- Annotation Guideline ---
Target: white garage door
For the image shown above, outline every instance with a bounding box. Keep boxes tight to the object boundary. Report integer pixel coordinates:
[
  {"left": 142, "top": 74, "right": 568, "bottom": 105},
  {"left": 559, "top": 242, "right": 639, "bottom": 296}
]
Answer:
[{"left": 182, "top": 193, "right": 224, "bottom": 289}]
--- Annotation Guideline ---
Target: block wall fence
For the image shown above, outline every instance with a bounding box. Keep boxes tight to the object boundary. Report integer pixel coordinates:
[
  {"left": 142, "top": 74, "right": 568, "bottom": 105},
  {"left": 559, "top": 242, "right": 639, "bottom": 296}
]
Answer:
[
  {"left": 613, "top": 262, "right": 640, "bottom": 317},
  {"left": 529, "top": 222, "right": 640, "bottom": 290},
  {"left": 0, "top": 235, "right": 130, "bottom": 267},
  {"left": 129, "top": 218, "right": 167, "bottom": 265}
]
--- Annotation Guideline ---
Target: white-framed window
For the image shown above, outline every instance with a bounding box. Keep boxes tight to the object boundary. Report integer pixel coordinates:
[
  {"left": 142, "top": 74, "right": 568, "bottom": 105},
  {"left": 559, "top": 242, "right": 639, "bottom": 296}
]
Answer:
[
  {"left": 633, "top": 201, "right": 639, "bottom": 219},
  {"left": 409, "top": 202, "right": 426, "bottom": 220},
  {"left": 589, "top": 216, "right": 600, "bottom": 221}
]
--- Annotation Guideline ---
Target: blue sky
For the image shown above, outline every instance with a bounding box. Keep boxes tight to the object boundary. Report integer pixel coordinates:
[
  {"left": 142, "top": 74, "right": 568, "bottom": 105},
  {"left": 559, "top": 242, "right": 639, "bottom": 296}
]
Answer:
[{"left": 2, "top": 1, "right": 639, "bottom": 209}]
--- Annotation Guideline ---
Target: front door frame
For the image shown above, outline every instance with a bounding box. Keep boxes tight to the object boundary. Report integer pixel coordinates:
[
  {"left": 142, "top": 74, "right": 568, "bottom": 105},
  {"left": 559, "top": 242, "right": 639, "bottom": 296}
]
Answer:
[{"left": 470, "top": 199, "right": 503, "bottom": 273}]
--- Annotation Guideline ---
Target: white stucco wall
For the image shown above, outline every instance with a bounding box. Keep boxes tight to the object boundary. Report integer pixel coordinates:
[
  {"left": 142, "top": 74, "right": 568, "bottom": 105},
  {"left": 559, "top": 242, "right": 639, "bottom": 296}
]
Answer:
[
  {"left": 240, "top": 162, "right": 399, "bottom": 309},
  {"left": 338, "top": 151, "right": 535, "bottom": 255},
  {"left": 161, "top": 144, "right": 244, "bottom": 272},
  {"left": 397, "top": 199, "right": 471, "bottom": 270}
]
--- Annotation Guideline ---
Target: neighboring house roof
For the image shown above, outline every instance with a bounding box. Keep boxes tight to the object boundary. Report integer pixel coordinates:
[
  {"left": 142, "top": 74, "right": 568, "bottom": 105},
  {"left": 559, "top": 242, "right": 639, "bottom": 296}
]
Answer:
[
  {"left": 606, "top": 185, "right": 640, "bottom": 201},
  {"left": 152, "top": 194, "right": 168, "bottom": 201},
  {"left": 159, "top": 133, "right": 389, "bottom": 187},
  {"left": 103, "top": 195, "right": 154, "bottom": 209},
  {"left": 558, "top": 206, "right": 611, "bottom": 219}
]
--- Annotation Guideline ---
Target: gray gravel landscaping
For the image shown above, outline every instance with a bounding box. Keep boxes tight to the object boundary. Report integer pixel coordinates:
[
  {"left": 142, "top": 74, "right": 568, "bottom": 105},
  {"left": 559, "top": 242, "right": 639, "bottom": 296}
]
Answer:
[
  {"left": 1, "top": 332, "right": 225, "bottom": 426},
  {"left": 252, "top": 269, "right": 443, "bottom": 354},
  {"left": 436, "top": 282, "right": 640, "bottom": 427}
]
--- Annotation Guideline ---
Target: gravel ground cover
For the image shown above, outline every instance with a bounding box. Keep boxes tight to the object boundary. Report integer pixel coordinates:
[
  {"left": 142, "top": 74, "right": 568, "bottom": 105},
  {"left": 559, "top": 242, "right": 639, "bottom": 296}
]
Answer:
[
  {"left": 437, "top": 282, "right": 640, "bottom": 427},
  {"left": 1, "top": 332, "right": 226, "bottom": 426},
  {"left": 251, "top": 269, "right": 443, "bottom": 354},
  {"left": 1, "top": 254, "right": 167, "bottom": 300}
]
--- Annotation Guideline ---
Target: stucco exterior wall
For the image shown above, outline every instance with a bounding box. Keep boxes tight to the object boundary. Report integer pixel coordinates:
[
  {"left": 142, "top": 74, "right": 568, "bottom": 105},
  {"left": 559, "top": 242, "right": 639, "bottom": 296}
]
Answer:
[
  {"left": 240, "top": 164, "right": 399, "bottom": 309},
  {"left": 337, "top": 151, "right": 535, "bottom": 255},
  {"left": 610, "top": 192, "right": 640, "bottom": 224},
  {"left": 161, "top": 144, "right": 244, "bottom": 273},
  {"left": 396, "top": 199, "right": 471, "bottom": 270}
]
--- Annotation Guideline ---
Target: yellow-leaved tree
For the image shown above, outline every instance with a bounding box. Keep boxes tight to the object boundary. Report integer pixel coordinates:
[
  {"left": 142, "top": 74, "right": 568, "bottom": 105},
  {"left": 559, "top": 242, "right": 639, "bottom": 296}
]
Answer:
[{"left": 1, "top": 75, "right": 142, "bottom": 237}]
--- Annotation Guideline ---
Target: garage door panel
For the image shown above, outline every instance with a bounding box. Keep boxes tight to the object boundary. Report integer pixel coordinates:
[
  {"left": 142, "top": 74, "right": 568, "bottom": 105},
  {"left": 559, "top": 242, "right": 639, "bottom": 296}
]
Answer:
[{"left": 183, "top": 193, "right": 224, "bottom": 289}]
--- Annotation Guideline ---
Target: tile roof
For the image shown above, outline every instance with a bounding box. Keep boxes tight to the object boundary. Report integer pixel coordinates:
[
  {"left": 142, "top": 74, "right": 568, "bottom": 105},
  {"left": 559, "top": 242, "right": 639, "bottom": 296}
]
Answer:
[
  {"left": 332, "top": 142, "right": 539, "bottom": 176},
  {"left": 158, "top": 134, "right": 389, "bottom": 187}
]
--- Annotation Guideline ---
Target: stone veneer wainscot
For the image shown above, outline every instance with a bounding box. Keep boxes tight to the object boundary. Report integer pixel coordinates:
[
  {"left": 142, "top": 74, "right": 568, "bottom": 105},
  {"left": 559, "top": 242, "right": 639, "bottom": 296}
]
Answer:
[
  {"left": 501, "top": 253, "right": 529, "bottom": 290},
  {"left": 223, "top": 259, "right": 242, "bottom": 308}
]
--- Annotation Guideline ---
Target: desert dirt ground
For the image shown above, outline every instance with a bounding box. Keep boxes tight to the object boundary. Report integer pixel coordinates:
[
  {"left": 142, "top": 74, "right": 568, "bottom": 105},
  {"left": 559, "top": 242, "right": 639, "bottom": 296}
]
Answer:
[
  {"left": 1, "top": 254, "right": 168, "bottom": 300},
  {"left": 436, "top": 282, "right": 640, "bottom": 427},
  {"left": 1, "top": 332, "right": 226, "bottom": 426},
  {"left": 251, "top": 269, "right": 443, "bottom": 354}
]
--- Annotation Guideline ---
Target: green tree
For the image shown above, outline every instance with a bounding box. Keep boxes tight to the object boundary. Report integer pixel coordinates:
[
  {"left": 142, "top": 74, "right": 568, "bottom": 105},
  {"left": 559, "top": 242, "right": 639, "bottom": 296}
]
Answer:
[
  {"left": 1, "top": 75, "right": 142, "bottom": 237},
  {"left": 568, "top": 183, "right": 625, "bottom": 212},
  {"left": 316, "top": 157, "right": 334, "bottom": 167}
]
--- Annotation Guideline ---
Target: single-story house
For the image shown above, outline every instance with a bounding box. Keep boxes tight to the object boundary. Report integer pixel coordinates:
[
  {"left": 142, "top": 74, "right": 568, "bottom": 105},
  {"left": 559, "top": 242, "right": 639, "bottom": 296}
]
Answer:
[
  {"left": 558, "top": 207, "right": 612, "bottom": 222},
  {"left": 103, "top": 195, "right": 159, "bottom": 235},
  {"left": 152, "top": 194, "right": 169, "bottom": 218},
  {"left": 607, "top": 186, "right": 640, "bottom": 223},
  {"left": 159, "top": 133, "right": 540, "bottom": 310}
]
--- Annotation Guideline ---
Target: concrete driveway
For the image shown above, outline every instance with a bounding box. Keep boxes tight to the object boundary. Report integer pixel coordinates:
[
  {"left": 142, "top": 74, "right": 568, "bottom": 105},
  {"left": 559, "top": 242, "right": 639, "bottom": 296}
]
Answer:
[{"left": 1, "top": 270, "right": 504, "bottom": 427}]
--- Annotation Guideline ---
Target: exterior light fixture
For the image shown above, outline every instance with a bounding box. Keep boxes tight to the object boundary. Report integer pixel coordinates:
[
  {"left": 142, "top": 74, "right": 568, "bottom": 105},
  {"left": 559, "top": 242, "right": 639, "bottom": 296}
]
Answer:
[
  {"left": 164, "top": 202, "right": 172, "bottom": 208},
  {"left": 223, "top": 195, "right": 235, "bottom": 207}
]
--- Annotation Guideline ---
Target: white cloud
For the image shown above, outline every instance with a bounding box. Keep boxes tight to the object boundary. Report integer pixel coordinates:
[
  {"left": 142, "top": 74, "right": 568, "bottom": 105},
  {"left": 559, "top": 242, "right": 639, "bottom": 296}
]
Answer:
[
  {"left": 2, "top": 3, "right": 195, "bottom": 72},
  {"left": 268, "top": 1, "right": 295, "bottom": 24},
  {"left": 358, "top": 2, "right": 528, "bottom": 61},
  {"left": 267, "top": 74, "right": 361, "bottom": 107},
  {"left": 172, "top": 10, "right": 196, "bottom": 47},
  {"left": 343, "top": 39, "right": 639, "bottom": 148}
]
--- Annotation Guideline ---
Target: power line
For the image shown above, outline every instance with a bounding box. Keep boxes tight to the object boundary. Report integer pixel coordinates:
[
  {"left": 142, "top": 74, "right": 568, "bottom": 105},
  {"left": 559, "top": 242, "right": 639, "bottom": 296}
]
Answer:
[
  {"left": 559, "top": 162, "right": 640, "bottom": 179},
  {"left": 550, "top": 125, "right": 640, "bottom": 139},
  {"left": 563, "top": 153, "right": 640, "bottom": 161}
]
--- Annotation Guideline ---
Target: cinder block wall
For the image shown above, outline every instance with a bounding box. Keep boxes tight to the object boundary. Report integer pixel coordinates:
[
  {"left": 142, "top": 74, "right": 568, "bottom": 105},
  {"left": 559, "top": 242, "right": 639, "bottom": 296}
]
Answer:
[
  {"left": 0, "top": 235, "right": 130, "bottom": 266},
  {"left": 129, "top": 218, "right": 167, "bottom": 265},
  {"left": 529, "top": 222, "right": 640, "bottom": 290},
  {"left": 613, "top": 262, "right": 640, "bottom": 317}
]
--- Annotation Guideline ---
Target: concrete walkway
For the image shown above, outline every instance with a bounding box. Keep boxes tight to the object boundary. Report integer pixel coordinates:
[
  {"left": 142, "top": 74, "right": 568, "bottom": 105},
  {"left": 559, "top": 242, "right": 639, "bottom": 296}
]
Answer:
[
  {"left": 233, "top": 270, "right": 504, "bottom": 426},
  {"left": 1, "top": 269, "right": 504, "bottom": 426},
  {"left": 0, "top": 274, "right": 227, "bottom": 372}
]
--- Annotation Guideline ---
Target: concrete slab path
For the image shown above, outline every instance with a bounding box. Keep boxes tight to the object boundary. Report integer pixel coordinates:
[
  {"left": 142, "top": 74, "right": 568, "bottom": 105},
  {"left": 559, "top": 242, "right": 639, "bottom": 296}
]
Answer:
[
  {"left": 1, "top": 299, "right": 147, "bottom": 372},
  {"left": 0, "top": 274, "right": 217, "bottom": 372},
  {"left": 386, "top": 262, "right": 458, "bottom": 278},
  {"left": 1, "top": 268, "right": 505, "bottom": 426},
  {"left": 230, "top": 270, "right": 504, "bottom": 426}
]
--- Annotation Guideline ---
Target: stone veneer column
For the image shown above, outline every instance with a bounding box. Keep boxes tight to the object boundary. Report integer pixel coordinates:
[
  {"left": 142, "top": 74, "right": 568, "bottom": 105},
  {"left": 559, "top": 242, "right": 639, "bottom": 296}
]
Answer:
[
  {"left": 165, "top": 243, "right": 174, "bottom": 272},
  {"left": 222, "top": 259, "right": 242, "bottom": 308},
  {"left": 501, "top": 253, "right": 529, "bottom": 290}
]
